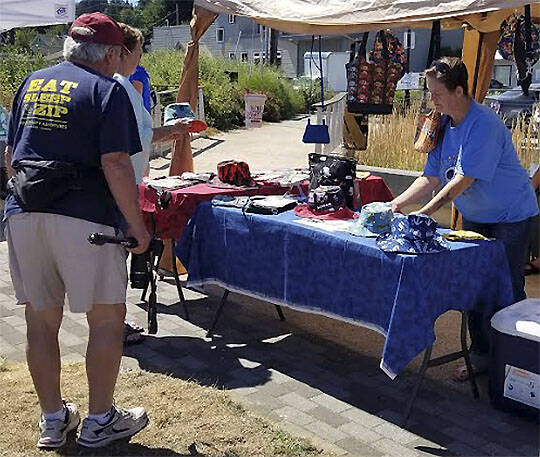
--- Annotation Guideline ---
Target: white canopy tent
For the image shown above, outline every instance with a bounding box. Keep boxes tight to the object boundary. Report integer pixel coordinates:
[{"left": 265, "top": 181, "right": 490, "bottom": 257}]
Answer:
[
  {"left": 0, "top": 0, "right": 75, "bottom": 32},
  {"left": 194, "top": 0, "right": 538, "bottom": 34}
]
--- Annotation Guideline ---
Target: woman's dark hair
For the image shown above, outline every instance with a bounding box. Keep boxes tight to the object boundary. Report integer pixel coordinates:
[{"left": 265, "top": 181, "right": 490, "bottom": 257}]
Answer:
[{"left": 425, "top": 57, "right": 469, "bottom": 95}]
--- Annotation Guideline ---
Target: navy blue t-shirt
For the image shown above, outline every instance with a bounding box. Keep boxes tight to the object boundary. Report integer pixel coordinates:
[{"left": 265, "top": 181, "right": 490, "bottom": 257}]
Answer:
[{"left": 6, "top": 61, "right": 141, "bottom": 227}]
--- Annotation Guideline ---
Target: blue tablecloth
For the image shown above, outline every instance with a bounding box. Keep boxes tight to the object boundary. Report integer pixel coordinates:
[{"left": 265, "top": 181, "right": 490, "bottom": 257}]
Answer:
[{"left": 175, "top": 203, "right": 514, "bottom": 378}]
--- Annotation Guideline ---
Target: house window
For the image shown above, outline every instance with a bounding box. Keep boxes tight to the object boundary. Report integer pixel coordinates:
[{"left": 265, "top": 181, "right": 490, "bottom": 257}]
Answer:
[
  {"left": 253, "top": 51, "right": 261, "bottom": 64},
  {"left": 403, "top": 31, "right": 415, "bottom": 50},
  {"left": 228, "top": 14, "right": 236, "bottom": 24},
  {"left": 216, "top": 28, "right": 224, "bottom": 43},
  {"left": 241, "top": 51, "right": 249, "bottom": 62},
  {"left": 228, "top": 52, "right": 236, "bottom": 60},
  {"left": 275, "top": 50, "right": 282, "bottom": 66},
  {"left": 257, "top": 24, "right": 264, "bottom": 34}
]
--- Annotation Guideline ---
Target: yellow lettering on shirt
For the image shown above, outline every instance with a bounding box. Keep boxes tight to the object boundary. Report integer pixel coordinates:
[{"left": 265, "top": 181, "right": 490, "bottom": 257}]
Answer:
[
  {"left": 59, "top": 80, "right": 79, "bottom": 94},
  {"left": 41, "top": 79, "right": 58, "bottom": 92},
  {"left": 23, "top": 93, "right": 38, "bottom": 103},
  {"left": 27, "top": 79, "right": 45, "bottom": 92}
]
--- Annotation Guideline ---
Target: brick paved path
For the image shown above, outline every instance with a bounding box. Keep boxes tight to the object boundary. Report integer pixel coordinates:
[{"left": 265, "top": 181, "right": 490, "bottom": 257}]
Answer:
[{"left": 0, "top": 240, "right": 537, "bottom": 457}]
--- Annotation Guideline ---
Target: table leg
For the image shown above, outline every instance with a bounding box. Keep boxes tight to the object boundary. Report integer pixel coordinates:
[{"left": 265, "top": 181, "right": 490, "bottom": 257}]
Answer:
[
  {"left": 206, "top": 289, "right": 230, "bottom": 338},
  {"left": 402, "top": 345, "right": 432, "bottom": 427},
  {"left": 460, "top": 311, "right": 479, "bottom": 399},
  {"left": 171, "top": 239, "right": 189, "bottom": 321},
  {"left": 275, "top": 305, "right": 285, "bottom": 321}
]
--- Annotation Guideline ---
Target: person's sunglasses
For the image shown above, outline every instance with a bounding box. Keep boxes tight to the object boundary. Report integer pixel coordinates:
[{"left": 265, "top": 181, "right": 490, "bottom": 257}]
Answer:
[{"left": 433, "top": 60, "right": 450, "bottom": 73}]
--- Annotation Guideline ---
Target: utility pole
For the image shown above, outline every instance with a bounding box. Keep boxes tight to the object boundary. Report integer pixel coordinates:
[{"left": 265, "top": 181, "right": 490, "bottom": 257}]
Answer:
[
  {"left": 175, "top": 3, "right": 179, "bottom": 25},
  {"left": 269, "top": 28, "right": 279, "bottom": 65}
]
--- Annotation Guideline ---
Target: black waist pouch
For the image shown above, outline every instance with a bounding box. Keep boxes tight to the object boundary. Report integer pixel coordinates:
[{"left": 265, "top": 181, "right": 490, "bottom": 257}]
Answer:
[{"left": 7, "top": 159, "right": 109, "bottom": 212}]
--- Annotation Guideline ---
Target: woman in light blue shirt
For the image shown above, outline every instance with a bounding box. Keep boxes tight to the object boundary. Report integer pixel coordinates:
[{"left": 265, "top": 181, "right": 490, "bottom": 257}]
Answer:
[
  {"left": 391, "top": 57, "right": 538, "bottom": 380},
  {"left": 114, "top": 23, "right": 189, "bottom": 184}
]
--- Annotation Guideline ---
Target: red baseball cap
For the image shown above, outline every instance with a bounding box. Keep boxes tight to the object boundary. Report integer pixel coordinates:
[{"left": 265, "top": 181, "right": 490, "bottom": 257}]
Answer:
[{"left": 69, "top": 12, "right": 124, "bottom": 46}]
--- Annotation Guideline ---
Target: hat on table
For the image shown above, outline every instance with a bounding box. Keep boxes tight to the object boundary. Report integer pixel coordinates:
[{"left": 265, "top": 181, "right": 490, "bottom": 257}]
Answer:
[
  {"left": 348, "top": 201, "right": 392, "bottom": 237},
  {"left": 163, "top": 102, "right": 208, "bottom": 133},
  {"left": 376, "top": 213, "right": 449, "bottom": 254}
]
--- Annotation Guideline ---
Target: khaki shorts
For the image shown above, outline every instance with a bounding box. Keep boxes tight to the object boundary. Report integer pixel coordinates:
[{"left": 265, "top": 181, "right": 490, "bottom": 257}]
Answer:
[{"left": 7, "top": 212, "right": 128, "bottom": 313}]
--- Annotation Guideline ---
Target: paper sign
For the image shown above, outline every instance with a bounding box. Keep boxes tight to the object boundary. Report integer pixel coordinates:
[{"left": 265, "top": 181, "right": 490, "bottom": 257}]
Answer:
[
  {"left": 397, "top": 72, "right": 421, "bottom": 90},
  {"left": 503, "top": 364, "right": 539, "bottom": 409}
]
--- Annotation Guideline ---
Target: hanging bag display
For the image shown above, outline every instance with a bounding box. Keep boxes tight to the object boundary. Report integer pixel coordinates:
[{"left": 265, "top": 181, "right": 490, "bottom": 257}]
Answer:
[
  {"left": 497, "top": 8, "right": 539, "bottom": 95},
  {"left": 303, "top": 36, "right": 330, "bottom": 144},
  {"left": 414, "top": 101, "right": 445, "bottom": 154},
  {"left": 346, "top": 30, "right": 406, "bottom": 115},
  {"left": 413, "top": 21, "right": 447, "bottom": 154}
]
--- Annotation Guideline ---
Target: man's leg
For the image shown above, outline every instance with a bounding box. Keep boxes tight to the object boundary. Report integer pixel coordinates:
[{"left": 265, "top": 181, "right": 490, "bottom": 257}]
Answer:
[
  {"left": 25, "top": 304, "right": 63, "bottom": 414},
  {"left": 86, "top": 303, "right": 126, "bottom": 414}
]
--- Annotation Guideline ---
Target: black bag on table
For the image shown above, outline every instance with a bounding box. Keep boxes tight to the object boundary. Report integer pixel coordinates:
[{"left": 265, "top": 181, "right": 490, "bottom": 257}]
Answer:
[{"left": 308, "top": 153, "right": 356, "bottom": 209}]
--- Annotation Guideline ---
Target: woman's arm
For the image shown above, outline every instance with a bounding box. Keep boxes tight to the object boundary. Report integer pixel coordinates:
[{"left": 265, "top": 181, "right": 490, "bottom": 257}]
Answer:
[
  {"left": 131, "top": 80, "right": 143, "bottom": 95},
  {"left": 151, "top": 119, "right": 190, "bottom": 143},
  {"left": 414, "top": 173, "right": 474, "bottom": 216},
  {"left": 391, "top": 175, "right": 440, "bottom": 213}
]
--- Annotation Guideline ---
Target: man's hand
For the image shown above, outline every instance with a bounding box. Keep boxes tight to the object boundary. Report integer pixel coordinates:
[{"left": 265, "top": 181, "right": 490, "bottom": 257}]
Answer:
[
  {"left": 101, "top": 152, "right": 150, "bottom": 254},
  {"left": 127, "top": 224, "right": 151, "bottom": 254}
]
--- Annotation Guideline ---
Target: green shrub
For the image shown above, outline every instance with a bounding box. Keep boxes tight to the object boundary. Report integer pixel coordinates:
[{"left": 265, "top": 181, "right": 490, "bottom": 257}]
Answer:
[
  {"left": 0, "top": 48, "right": 46, "bottom": 109},
  {"left": 142, "top": 50, "right": 305, "bottom": 130}
]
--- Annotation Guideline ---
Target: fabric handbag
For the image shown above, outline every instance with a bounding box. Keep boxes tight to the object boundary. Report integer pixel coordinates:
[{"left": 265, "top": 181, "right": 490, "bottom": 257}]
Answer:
[
  {"left": 302, "top": 119, "right": 330, "bottom": 144},
  {"left": 302, "top": 35, "right": 330, "bottom": 144},
  {"left": 414, "top": 105, "right": 443, "bottom": 154},
  {"left": 217, "top": 160, "right": 257, "bottom": 187},
  {"left": 308, "top": 153, "right": 356, "bottom": 209},
  {"left": 307, "top": 185, "right": 346, "bottom": 212},
  {"left": 498, "top": 11, "right": 540, "bottom": 94}
]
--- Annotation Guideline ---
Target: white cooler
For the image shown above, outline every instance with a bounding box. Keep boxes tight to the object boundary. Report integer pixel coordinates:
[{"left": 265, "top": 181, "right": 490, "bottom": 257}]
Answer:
[{"left": 490, "top": 298, "right": 540, "bottom": 418}]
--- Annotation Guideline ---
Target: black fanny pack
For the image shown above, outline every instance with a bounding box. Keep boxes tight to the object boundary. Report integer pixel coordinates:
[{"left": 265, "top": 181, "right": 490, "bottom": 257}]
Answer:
[{"left": 7, "top": 159, "right": 110, "bottom": 212}]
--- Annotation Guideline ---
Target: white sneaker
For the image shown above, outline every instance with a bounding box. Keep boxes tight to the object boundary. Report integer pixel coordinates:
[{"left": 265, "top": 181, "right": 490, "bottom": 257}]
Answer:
[
  {"left": 37, "top": 401, "right": 80, "bottom": 449},
  {"left": 76, "top": 404, "right": 149, "bottom": 448}
]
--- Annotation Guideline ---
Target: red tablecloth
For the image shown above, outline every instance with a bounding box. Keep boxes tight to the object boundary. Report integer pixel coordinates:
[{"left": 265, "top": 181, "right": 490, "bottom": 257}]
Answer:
[{"left": 139, "top": 175, "right": 393, "bottom": 240}]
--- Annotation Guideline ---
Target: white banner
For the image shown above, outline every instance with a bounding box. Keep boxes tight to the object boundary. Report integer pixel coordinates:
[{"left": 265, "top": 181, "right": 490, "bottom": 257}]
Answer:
[{"left": 0, "top": 0, "right": 75, "bottom": 32}]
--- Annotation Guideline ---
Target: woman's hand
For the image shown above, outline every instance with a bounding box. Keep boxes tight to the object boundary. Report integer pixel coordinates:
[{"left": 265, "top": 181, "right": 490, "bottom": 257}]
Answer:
[
  {"left": 390, "top": 199, "right": 403, "bottom": 213},
  {"left": 169, "top": 118, "right": 191, "bottom": 138}
]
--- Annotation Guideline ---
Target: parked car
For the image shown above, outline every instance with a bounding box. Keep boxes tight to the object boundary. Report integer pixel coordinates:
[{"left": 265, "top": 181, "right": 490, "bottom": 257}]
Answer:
[
  {"left": 485, "top": 83, "right": 540, "bottom": 128},
  {"left": 489, "top": 78, "right": 507, "bottom": 89}
]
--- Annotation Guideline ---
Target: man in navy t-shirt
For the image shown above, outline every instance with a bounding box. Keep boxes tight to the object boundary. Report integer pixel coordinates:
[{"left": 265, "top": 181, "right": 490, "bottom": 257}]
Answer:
[{"left": 5, "top": 12, "right": 150, "bottom": 449}]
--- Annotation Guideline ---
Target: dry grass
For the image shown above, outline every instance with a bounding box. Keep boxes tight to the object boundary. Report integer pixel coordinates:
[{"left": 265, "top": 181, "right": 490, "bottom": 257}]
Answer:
[
  {"left": 0, "top": 360, "right": 330, "bottom": 457},
  {"left": 355, "top": 102, "right": 539, "bottom": 171}
]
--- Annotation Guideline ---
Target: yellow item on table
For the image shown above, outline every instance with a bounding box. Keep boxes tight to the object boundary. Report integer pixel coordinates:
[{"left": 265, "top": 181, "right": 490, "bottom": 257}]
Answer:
[{"left": 443, "top": 230, "right": 488, "bottom": 241}]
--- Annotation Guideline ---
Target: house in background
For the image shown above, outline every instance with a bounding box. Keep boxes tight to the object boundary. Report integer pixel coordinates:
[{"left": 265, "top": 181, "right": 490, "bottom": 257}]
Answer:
[{"left": 150, "top": 14, "right": 463, "bottom": 80}]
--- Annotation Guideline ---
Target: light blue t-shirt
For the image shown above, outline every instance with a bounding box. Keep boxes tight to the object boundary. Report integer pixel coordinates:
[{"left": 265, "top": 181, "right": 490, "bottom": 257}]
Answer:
[{"left": 424, "top": 100, "right": 538, "bottom": 223}]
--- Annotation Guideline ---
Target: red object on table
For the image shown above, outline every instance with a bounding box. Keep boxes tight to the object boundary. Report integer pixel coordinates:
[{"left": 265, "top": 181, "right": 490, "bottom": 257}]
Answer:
[{"left": 139, "top": 175, "right": 393, "bottom": 240}]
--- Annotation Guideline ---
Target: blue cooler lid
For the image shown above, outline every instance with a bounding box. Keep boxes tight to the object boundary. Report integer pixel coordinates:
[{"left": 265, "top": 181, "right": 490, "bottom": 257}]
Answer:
[{"left": 491, "top": 299, "right": 540, "bottom": 343}]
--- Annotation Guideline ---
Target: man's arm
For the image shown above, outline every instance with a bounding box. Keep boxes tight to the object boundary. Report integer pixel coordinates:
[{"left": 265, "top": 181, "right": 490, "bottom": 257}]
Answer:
[
  {"left": 5, "top": 146, "right": 14, "bottom": 178},
  {"left": 101, "top": 152, "right": 150, "bottom": 254},
  {"left": 391, "top": 175, "right": 440, "bottom": 213},
  {"left": 414, "top": 173, "right": 474, "bottom": 216}
]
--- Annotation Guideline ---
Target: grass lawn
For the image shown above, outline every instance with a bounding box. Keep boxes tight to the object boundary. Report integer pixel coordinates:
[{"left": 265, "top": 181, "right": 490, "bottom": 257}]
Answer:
[{"left": 0, "top": 359, "right": 330, "bottom": 457}]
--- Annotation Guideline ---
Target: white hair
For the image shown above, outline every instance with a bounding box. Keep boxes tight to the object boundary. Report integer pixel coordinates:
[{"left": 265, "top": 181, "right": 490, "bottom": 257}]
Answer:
[{"left": 63, "top": 36, "right": 118, "bottom": 63}]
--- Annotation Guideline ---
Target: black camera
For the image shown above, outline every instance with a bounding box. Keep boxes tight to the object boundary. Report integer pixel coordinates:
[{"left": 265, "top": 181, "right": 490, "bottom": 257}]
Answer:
[{"left": 129, "top": 239, "right": 164, "bottom": 289}]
